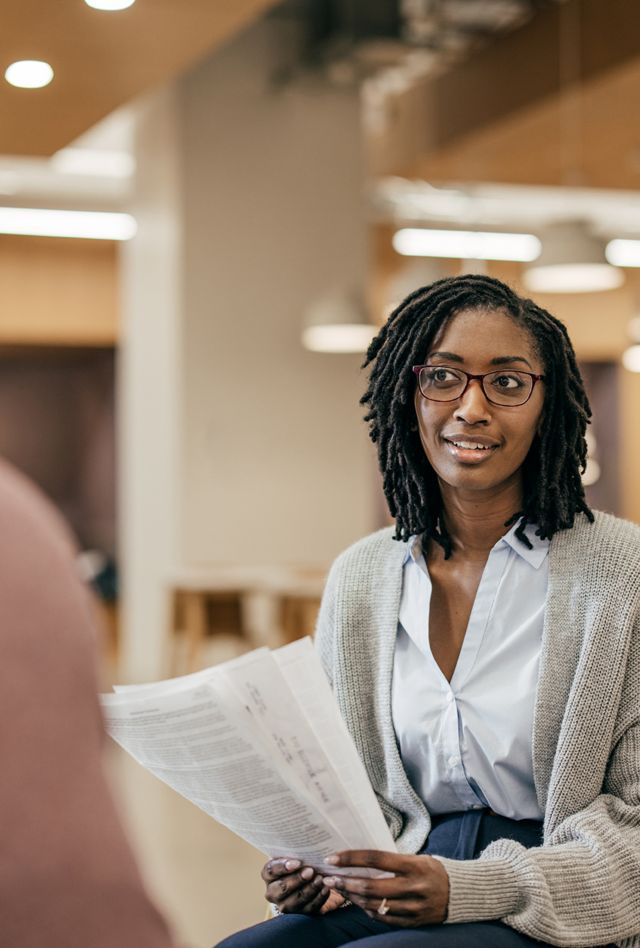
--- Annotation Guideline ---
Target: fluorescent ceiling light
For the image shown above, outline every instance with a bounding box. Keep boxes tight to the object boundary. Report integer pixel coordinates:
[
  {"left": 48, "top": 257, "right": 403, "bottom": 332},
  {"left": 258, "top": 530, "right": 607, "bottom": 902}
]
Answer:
[
  {"left": 622, "top": 344, "right": 640, "bottom": 373},
  {"left": 5, "top": 60, "right": 54, "bottom": 89},
  {"left": 302, "top": 324, "right": 376, "bottom": 353},
  {"left": 84, "top": 0, "right": 135, "bottom": 9},
  {"left": 0, "top": 207, "right": 136, "bottom": 240},
  {"left": 605, "top": 239, "right": 640, "bottom": 268},
  {"left": 392, "top": 228, "right": 541, "bottom": 262},
  {"left": 51, "top": 148, "right": 135, "bottom": 178},
  {"left": 525, "top": 263, "right": 623, "bottom": 294}
]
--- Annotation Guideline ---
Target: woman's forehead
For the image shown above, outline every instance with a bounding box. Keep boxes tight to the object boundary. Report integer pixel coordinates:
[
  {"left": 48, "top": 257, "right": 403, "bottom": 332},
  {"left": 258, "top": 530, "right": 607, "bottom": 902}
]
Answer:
[{"left": 427, "top": 307, "right": 539, "bottom": 363}]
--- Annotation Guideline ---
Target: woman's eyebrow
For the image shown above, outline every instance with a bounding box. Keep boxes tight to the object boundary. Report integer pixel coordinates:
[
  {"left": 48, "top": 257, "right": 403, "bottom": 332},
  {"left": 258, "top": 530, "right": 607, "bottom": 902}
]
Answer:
[
  {"left": 428, "top": 350, "right": 533, "bottom": 369},
  {"left": 490, "top": 355, "right": 533, "bottom": 368},
  {"left": 428, "top": 350, "right": 464, "bottom": 363}
]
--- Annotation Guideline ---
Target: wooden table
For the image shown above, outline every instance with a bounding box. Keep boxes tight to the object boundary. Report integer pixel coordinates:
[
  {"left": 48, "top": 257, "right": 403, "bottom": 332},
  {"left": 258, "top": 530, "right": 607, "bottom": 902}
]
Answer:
[{"left": 167, "top": 566, "right": 326, "bottom": 673}]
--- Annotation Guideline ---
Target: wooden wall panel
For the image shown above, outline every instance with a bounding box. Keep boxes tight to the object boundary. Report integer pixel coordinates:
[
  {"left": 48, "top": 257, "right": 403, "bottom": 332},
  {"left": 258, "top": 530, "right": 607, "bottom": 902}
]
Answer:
[{"left": 0, "top": 236, "right": 117, "bottom": 345}]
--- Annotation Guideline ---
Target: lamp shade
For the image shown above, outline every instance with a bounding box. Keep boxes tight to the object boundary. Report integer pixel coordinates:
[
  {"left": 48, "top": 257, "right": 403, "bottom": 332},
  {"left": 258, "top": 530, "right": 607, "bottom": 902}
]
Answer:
[
  {"left": 524, "top": 221, "right": 623, "bottom": 293},
  {"left": 302, "top": 290, "right": 377, "bottom": 353}
]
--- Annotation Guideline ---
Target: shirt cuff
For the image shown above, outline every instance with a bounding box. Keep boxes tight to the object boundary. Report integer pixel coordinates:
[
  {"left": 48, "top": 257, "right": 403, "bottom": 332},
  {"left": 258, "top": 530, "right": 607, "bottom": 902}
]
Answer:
[{"left": 432, "top": 855, "right": 520, "bottom": 924}]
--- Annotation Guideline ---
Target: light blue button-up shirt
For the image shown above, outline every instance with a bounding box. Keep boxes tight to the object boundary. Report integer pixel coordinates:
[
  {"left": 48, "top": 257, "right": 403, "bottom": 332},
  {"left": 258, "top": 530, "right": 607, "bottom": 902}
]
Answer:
[{"left": 391, "top": 521, "right": 549, "bottom": 821}]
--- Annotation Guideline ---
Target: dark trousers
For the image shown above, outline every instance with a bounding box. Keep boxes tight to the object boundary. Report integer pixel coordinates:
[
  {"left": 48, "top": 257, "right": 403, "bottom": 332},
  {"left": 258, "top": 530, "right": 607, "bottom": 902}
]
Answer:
[{"left": 215, "top": 810, "right": 611, "bottom": 947}]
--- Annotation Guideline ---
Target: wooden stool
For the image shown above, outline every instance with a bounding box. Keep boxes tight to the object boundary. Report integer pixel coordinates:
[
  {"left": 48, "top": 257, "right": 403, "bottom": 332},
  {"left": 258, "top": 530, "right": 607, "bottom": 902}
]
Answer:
[
  {"left": 167, "top": 566, "right": 328, "bottom": 673},
  {"left": 169, "top": 583, "right": 249, "bottom": 674},
  {"left": 278, "top": 590, "right": 322, "bottom": 644}
]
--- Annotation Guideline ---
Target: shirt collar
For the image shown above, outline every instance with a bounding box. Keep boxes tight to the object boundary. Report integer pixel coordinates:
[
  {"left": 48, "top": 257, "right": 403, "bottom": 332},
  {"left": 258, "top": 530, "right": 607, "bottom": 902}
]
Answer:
[
  {"left": 499, "top": 519, "right": 549, "bottom": 569},
  {"left": 403, "top": 519, "right": 549, "bottom": 570}
]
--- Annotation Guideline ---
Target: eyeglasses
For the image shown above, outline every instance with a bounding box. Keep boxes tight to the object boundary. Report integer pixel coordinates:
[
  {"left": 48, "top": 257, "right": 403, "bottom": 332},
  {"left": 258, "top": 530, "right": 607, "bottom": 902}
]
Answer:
[{"left": 412, "top": 365, "right": 545, "bottom": 407}]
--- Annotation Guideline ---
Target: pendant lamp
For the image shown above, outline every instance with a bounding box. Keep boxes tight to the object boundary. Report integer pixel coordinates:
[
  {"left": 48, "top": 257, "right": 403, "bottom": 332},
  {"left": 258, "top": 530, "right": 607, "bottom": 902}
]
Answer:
[{"left": 524, "top": 221, "right": 623, "bottom": 294}]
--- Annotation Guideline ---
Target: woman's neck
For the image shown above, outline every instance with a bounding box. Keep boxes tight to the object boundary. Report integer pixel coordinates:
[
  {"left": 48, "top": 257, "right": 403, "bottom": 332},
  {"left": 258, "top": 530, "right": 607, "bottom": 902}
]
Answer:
[{"left": 437, "top": 478, "right": 522, "bottom": 559}]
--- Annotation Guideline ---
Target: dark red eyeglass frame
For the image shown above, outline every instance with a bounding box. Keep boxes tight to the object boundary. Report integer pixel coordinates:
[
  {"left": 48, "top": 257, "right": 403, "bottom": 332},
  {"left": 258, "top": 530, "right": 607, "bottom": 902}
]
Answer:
[{"left": 412, "top": 365, "right": 545, "bottom": 406}]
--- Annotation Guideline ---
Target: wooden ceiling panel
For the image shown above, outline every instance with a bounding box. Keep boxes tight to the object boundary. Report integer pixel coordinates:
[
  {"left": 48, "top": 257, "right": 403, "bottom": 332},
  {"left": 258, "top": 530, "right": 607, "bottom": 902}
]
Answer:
[
  {"left": 369, "top": 0, "right": 640, "bottom": 190},
  {"left": 0, "top": 0, "right": 278, "bottom": 156},
  {"left": 414, "top": 56, "right": 640, "bottom": 190}
]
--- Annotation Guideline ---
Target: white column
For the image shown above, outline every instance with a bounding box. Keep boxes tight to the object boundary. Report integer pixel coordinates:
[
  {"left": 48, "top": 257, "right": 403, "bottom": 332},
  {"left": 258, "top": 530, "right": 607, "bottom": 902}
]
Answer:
[{"left": 119, "top": 15, "right": 377, "bottom": 680}]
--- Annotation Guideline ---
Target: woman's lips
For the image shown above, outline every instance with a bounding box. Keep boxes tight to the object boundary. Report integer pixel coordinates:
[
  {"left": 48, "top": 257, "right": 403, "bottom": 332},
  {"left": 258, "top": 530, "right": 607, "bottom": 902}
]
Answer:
[{"left": 443, "top": 437, "right": 499, "bottom": 464}]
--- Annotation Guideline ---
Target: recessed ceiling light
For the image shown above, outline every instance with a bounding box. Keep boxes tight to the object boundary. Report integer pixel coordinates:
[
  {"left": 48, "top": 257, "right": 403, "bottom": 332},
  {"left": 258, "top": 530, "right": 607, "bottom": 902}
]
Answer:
[
  {"left": 392, "top": 228, "right": 541, "bottom": 262},
  {"left": 0, "top": 207, "right": 136, "bottom": 240},
  {"left": 4, "top": 60, "right": 54, "bottom": 89},
  {"left": 84, "top": 0, "right": 136, "bottom": 9}
]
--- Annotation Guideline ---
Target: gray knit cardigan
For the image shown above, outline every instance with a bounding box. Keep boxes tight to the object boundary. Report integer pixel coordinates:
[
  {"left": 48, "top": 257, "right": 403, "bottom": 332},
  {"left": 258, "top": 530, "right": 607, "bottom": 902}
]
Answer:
[{"left": 314, "top": 511, "right": 640, "bottom": 948}]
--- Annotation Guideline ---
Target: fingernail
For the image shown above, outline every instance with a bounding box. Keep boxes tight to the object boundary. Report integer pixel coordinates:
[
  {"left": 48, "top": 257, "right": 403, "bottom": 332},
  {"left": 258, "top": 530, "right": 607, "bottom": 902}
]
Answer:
[
  {"left": 284, "top": 859, "right": 301, "bottom": 870},
  {"left": 301, "top": 867, "right": 314, "bottom": 880},
  {"left": 324, "top": 855, "right": 339, "bottom": 865},
  {"left": 324, "top": 877, "right": 336, "bottom": 887}
]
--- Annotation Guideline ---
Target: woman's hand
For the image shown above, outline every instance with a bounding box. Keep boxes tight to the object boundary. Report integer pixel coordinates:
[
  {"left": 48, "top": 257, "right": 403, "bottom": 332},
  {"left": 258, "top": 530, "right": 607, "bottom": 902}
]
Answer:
[
  {"left": 323, "top": 849, "right": 449, "bottom": 927},
  {"left": 261, "top": 858, "right": 346, "bottom": 915}
]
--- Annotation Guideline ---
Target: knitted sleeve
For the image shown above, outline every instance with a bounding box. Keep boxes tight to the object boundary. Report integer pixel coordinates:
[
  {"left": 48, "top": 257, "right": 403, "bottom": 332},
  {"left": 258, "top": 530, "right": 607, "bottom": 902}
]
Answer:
[
  {"left": 435, "top": 624, "right": 640, "bottom": 948},
  {"left": 313, "top": 554, "right": 341, "bottom": 688}
]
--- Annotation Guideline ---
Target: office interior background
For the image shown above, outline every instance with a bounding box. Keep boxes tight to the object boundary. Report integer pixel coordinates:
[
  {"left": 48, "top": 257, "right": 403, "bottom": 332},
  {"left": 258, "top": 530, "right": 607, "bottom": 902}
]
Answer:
[{"left": 2, "top": 0, "right": 640, "bottom": 943}]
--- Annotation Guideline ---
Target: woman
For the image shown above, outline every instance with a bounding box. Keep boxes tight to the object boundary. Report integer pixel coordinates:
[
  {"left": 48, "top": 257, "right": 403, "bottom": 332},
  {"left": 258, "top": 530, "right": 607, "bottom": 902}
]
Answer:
[{"left": 218, "top": 275, "right": 640, "bottom": 947}]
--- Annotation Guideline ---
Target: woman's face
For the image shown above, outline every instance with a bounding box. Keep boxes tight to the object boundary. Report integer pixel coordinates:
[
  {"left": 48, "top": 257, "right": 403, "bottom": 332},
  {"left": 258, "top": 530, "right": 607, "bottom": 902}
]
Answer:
[{"left": 413, "top": 308, "right": 545, "bottom": 497}]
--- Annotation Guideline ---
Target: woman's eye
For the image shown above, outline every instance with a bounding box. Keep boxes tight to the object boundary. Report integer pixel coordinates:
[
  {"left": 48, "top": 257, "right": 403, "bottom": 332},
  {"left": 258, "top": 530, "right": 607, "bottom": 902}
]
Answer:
[
  {"left": 428, "top": 368, "right": 457, "bottom": 383},
  {"left": 493, "top": 373, "right": 522, "bottom": 389}
]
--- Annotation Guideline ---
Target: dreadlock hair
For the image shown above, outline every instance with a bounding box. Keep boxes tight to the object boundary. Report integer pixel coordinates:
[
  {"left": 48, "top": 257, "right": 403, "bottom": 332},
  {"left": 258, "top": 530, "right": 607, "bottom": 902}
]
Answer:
[{"left": 361, "top": 273, "right": 594, "bottom": 559}]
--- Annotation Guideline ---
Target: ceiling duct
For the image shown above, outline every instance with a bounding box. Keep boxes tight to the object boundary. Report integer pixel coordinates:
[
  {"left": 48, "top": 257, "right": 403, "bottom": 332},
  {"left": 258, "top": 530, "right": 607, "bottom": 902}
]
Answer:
[{"left": 275, "top": 0, "right": 558, "bottom": 83}]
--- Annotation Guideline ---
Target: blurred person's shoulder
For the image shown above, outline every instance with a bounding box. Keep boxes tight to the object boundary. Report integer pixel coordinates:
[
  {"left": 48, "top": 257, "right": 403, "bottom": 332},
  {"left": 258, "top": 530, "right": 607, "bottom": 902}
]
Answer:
[
  {"left": 0, "top": 456, "right": 77, "bottom": 561},
  {"left": 0, "top": 457, "right": 96, "bottom": 664}
]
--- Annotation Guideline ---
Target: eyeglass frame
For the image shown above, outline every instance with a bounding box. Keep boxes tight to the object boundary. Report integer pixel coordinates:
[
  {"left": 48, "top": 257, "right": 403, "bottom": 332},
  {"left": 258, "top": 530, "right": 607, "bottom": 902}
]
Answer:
[{"left": 411, "top": 364, "right": 545, "bottom": 407}]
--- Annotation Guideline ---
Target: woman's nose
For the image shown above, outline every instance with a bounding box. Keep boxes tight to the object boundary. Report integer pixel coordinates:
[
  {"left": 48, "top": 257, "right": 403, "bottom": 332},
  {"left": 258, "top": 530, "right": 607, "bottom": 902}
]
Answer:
[{"left": 453, "top": 379, "right": 492, "bottom": 424}]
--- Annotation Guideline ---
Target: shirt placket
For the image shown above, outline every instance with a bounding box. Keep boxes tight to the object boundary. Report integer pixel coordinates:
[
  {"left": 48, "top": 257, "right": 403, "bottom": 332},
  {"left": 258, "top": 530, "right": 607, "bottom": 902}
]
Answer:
[{"left": 424, "top": 543, "right": 510, "bottom": 809}]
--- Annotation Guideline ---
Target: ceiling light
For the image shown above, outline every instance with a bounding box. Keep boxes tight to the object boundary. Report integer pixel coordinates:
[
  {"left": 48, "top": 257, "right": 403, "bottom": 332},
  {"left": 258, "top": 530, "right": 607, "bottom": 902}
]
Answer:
[
  {"left": 302, "top": 290, "right": 376, "bottom": 353},
  {"left": 0, "top": 207, "right": 136, "bottom": 240},
  {"left": 525, "top": 264, "right": 622, "bottom": 293},
  {"left": 605, "top": 239, "right": 640, "bottom": 268},
  {"left": 392, "top": 228, "right": 541, "bottom": 262},
  {"left": 386, "top": 259, "right": 446, "bottom": 312},
  {"left": 84, "top": 0, "right": 136, "bottom": 9},
  {"left": 52, "top": 148, "right": 135, "bottom": 178},
  {"left": 4, "top": 60, "right": 54, "bottom": 89},
  {"left": 622, "top": 344, "right": 640, "bottom": 373},
  {"left": 627, "top": 315, "right": 640, "bottom": 340},
  {"left": 524, "top": 221, "right": 623, "bottom": 293},
  {"left": 582, "top": 458, "right": 601, "bottom": 487},
  {"left": 302, "top": 324, "right": 376, "bottom": 353}
]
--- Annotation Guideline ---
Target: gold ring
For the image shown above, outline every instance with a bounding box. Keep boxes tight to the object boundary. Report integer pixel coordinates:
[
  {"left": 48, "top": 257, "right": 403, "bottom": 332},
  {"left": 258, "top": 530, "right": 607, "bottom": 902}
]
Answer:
[{"left": 377, "top": 898, "right": 390, "bottom": 916}]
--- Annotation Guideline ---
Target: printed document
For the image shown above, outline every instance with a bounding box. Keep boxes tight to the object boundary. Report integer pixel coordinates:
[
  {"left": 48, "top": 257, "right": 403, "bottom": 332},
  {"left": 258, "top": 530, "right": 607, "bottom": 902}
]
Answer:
[{"left": 101, "top": 638, "right": 396, "bottom": 875}]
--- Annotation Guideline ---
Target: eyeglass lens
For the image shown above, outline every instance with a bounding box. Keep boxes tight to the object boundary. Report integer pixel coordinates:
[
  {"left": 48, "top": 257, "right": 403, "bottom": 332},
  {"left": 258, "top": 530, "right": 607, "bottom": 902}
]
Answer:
[{"left": 418, "top": 367, "right": 534, "bottom": 406}]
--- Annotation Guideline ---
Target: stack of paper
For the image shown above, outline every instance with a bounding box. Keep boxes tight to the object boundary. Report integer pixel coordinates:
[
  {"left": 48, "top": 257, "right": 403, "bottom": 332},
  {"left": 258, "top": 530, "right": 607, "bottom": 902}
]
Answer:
[{"left": 101, "top": 638, "right": 396, "bottom": 876}]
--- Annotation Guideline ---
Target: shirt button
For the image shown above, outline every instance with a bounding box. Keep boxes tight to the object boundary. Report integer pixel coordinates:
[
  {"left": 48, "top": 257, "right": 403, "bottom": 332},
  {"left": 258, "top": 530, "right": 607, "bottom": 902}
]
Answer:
[
  {"left": 448, "top": 755, "right": 460, "bottom": 767},
  {"left": 446, "top": 691, "right": 455, "bottom": 703}
]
